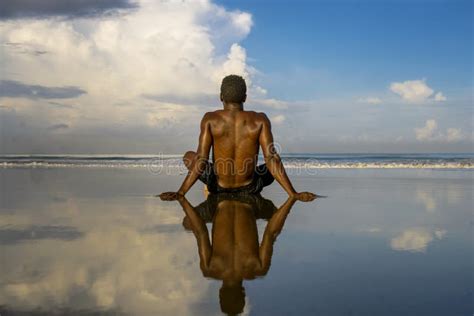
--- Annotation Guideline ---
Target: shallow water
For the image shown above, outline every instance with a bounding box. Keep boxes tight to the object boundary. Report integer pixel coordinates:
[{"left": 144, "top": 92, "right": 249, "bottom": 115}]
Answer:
[{"left": 0, "top": 168, "right": 472, "bottom": 315}]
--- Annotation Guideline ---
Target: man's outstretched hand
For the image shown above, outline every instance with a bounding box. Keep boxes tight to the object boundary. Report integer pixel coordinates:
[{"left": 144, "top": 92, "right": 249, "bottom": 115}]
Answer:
[
  {"left": 159, "top": 191, "right": 322, "bottom": 202},
  {"left": 158, "top": 191, "right": 184, "bottom": 201},
  {"left": 291, "top": 192, "right": 320, "bottom": 202}
]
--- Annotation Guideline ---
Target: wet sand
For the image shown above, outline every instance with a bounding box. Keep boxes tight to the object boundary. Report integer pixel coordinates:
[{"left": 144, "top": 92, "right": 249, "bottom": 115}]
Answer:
[{"left": 0, "top": 168, "right": 472, "bottom": 315}]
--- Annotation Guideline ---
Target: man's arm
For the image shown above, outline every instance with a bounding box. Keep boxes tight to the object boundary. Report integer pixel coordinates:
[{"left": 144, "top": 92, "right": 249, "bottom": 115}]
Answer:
[
  {"left": 177, "top": 197, "right": 212, "bottom": 272},
  {"left": 259, "top": 113, "right": 316, "bottom": 201},
  {"left": 160, "top": 113, "right": 212, "bottom": 200},
  {"left": 257, "top": 196, "right": 297, "bottom": 274},
  {"left": 177, "top": 113, "right": 213, "bottom": 195}
]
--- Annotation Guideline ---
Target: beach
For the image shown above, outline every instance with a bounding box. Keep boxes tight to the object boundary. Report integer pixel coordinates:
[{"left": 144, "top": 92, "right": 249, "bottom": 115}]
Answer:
[
  {"left": 1, "top": 0, "right": 472, "bottom": 314},
  {"left": 0, "top": 165, "right": 472, "bottom": 315}
]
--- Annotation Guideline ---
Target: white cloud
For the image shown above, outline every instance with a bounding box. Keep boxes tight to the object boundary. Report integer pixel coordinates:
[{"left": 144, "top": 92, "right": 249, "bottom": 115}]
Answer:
[
  {"left": 445, "top": 128, "right": 462, "bottom": 142},
  {"left": 434, "top": 92, "right": 447, "bottom": 102},
  {"left": 215, "top": 43, "right": 252, "bottom": 85},
  {"left": 357, "top": 97, "right": 382, "bottom": 105},
  {"left": 390, "top": 79, "right": 445, "bottom": 103},
  {"left": 229, "top": 11, "right": 253, "bottom": 35},
  {"left": 390, "top": 79, "right": 433, "bottom": 102},
  {"left": 415, "top": 119, "right": 438, "bottom": 141},
  {"left": 391, "top": 227, "right": 446, "bottom": 252},
  {"left": 253, "top": 86, "right": 267, "bottom": 97},
  {"left": 0, "top": 0, "right": 255, "bottom": 135},
  {"left": 415, "top": 119, "right": 464, "bottom": 142},
  {"left": 252, "top": 98, "right": 288, "bottom": 109},
  {"left": 271, "top": 114, "right": 285, "bottom": 124}
]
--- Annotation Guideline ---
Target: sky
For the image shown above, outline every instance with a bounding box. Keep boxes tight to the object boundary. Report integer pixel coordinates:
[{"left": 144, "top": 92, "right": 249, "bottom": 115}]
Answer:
[{"left": 0, "top": 0, "right": 472, "bottom": 154}]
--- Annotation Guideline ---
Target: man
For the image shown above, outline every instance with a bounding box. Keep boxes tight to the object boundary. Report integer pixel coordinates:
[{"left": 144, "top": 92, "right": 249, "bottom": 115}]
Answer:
[
  {"left": 160, "top": 74, "right": 316, "bottom": 201},
  {"left": 177, "top": 193, "right": 297, "bottom": 314}
]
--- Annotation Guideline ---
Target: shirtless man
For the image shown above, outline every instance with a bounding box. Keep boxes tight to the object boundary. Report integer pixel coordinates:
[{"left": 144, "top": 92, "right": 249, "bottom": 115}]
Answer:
[
  {"left": 160, "top": 75, "right": 316, "bottom": 201},
  {"left": 178, "top": 194, "right": 296, "bottom": 314}
]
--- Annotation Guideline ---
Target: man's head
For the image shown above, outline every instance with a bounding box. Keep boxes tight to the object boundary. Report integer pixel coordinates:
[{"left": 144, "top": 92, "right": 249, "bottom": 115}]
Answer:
[
  {"left": 220, "top": 75, "right": 247, "bottom": 104},
  {"left": 219, "top": 281, "right": 245, "bottom": 315}
]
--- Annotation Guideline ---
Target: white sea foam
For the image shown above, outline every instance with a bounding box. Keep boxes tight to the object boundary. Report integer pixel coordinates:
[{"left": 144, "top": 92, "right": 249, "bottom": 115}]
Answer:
[{"left": 0, "top": 158, "right": 472, "bottom": 169}]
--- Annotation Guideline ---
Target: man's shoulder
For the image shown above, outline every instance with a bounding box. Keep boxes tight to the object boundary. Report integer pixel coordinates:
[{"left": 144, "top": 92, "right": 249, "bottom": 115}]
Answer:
[
  {"left": 249, "top": 111, "right": 270, "bottom": 124},
  {"left": 242, "top": 110, "right": 269, "bottom": 120},
  {"left": 201, "top": 111, "right": 219, "bottom": 121},
  {"left": 201, "top": 110, "right": 269, "bottom": 122}
]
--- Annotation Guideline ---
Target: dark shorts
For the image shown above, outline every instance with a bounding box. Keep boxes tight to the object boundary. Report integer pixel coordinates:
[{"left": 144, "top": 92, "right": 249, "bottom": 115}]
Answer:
[
  {"left": 194, "top": 193, "right": 278, "bottom": 223},
  {"left": 198, "top": 162, "right": 274, "bottom": 194}
]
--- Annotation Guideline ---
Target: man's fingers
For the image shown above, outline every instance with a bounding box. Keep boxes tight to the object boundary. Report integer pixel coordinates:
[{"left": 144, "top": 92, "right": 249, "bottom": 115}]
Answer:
[
  {"left": 158, "top": 192, "right": 178, "bottom": 201},
  {"left": 159, "top": 194, "right": 170, "bottom": 201},
  {"left": 296, "top": 192, "right": 318, "bottom": 202}
]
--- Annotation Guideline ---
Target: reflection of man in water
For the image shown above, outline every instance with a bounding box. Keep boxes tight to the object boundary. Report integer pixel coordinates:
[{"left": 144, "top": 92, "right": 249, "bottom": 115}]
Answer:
[
  {"left": 178, "top": 194, "right": 296, "bottom": 315},
  {"left": 160, "top": 75, "right": 316, "bottom": 201}
]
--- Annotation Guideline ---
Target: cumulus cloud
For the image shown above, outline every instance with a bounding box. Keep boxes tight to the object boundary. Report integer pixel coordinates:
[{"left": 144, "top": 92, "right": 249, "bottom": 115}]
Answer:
[
  {"left": 0, "top": 2, "right": 253, "bottom": 96},
  {"left": 415, "top": 119, "right": 464, "bottom": 142},
  {"left": 0, "top": 0, "right": 260, "bottom": 152},
  {"left": 390, "top": 79, "right": 445, "bottom": 103},
  {"left": 445, "top": 128, "right": 463, "bottom": 142},
  {"left": 390, "top": 227, "right": 446, "bottom": 252},
  {"left": 356, "top": 96, "right": 382, "bottom": 105},
  {"left": 415, "top": 119, "right": 438, "bottom": 141}
]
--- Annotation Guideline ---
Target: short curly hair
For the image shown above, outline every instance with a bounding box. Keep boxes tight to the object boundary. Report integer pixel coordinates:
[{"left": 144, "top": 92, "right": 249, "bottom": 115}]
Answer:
[{"left": 220, "top": 75, "right": 247, "bottom": 103}]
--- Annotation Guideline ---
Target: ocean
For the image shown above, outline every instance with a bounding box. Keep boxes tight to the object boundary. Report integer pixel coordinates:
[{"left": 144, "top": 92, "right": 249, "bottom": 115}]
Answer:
[{"left": 1, "top": 153, "right": 473, "bottom": 169}]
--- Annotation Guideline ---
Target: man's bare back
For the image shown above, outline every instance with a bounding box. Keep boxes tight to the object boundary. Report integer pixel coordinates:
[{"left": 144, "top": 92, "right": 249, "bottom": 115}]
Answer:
[
  {"left": 203, "top": 109, "right": 265, "bottom": 188},
  {"left": 160, "top": 74, "right": 316, "bottom": 201}
]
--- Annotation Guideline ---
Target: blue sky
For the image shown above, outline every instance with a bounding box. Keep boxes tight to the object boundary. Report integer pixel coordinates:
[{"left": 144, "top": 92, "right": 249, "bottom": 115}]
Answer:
[
  {"left": 0, "top": 0, "right": 472, "bottom": 153},
  {"left": 219, "top": 0, "right": 472, "bottom": 100}
]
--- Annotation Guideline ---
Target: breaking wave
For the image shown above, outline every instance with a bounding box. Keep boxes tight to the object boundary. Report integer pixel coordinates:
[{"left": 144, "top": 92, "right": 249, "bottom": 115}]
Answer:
[{"left": 0, "top": 154, "right": 472, "bottom": 169}]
